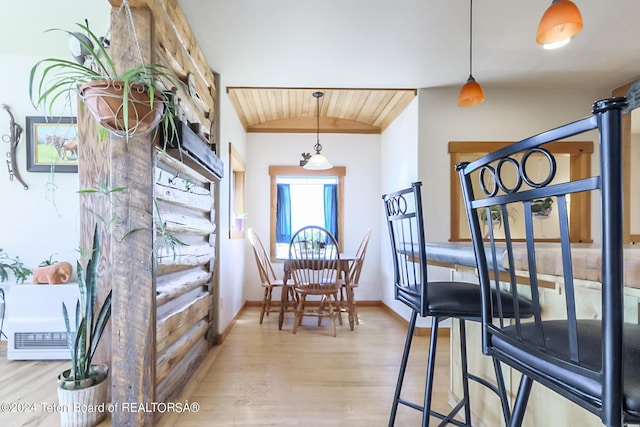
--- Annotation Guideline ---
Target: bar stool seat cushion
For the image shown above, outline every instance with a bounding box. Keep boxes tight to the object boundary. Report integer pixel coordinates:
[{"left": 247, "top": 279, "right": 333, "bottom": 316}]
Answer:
[
  {"left": 398, "top": 281, "right": 533, "bottom": 320},
  {"left": 492, "top": 320, "right": 640, "bottom": 416}
]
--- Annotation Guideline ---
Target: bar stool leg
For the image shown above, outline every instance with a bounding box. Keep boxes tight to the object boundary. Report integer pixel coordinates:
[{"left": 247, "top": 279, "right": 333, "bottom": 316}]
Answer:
[
  {"left": 423, "top": 316, "right": 440, "bottom": 427},
  {"left": 509, "top": 375, "right": 534, "bottom": 427},
  {"left": 458, "top": 320, "right": 472, "bottom": 425},
  {"left": 492, "top": 357, "right": 511, "bottom": 425},
  {"left": 389, "top": 310, "right": 418, "bottom": 426}
]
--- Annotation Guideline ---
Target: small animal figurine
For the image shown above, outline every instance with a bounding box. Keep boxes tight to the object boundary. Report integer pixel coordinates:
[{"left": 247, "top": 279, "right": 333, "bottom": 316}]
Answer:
[{"left": 32, "top": 261, "right": 73, "bottom": 284}]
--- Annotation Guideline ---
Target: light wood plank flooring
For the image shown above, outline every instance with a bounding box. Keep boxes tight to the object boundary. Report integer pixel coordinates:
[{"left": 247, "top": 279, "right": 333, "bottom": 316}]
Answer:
[
  {"left": 165, "top": 306, "right": 452, "bottom": 426},
  {"left": 0, "top": 306, "right": 454, "bottom": 426}
]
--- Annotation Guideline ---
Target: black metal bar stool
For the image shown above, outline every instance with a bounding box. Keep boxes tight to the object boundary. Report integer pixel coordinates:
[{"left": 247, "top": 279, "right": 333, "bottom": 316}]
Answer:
[
  {"left": 457, "top": 97, "right": 640, "bottom": 427},
  {"left": 382, "top": 182, "right": 532, "bottom": 427}
]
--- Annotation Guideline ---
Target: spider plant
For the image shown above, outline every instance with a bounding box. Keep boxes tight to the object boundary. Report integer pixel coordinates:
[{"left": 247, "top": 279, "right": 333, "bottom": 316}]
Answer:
[{"left": 29, "top": 22, "right": 180, "bottom": 138}]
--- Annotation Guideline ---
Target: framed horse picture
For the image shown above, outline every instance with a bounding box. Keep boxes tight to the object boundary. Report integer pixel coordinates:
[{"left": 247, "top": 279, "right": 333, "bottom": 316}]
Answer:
[{"left": 26, "top": 116, "right": 78, "bottom": 173}]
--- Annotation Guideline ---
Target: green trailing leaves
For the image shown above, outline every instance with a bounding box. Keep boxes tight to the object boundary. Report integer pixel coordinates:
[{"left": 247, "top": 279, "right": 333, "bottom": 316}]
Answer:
[{"left": 0, "top": 249, "right": 32, "bottom": 283}]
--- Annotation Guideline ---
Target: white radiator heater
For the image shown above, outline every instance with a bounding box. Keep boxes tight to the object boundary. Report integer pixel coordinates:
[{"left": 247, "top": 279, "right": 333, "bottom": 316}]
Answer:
[{"left": 4, "top": 284, "right": 79, "bottom": 360}]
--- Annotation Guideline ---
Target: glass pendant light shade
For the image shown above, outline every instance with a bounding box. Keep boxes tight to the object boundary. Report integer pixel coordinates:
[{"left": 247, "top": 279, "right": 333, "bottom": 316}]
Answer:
[
  {"left": 458, "top": 75, "right": 485, "bottom": 108},
  {"left": 304, "top": 153, "right": 333, "bottom": 170},
  {"left": 536, "top": 0, "right": 583, "bottom": 47}
]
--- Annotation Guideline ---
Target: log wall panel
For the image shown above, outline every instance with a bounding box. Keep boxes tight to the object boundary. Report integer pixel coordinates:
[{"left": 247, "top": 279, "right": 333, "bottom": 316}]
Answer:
[
  {"left": 155, "top": 181, "right": 212, "bottom": 212},
  {"left": 156, "top": 243, "right": 215, "bottom": 268},
  {"left": 156, "top": 268, "right": 211, "bottom": 306},
  {"left": 161, "top": 211, "right": 216, "bottom": 235},
  {"left": 156, "top": 339, "right": 208, "bottom": 406},
  {"left": 103, "top": 2, "right": 219, "bottom": 421},
  {"left": 156, "top": 319, "right": 208, "bottom": 384},
  {"left": 156, "top": 289, "right": 210, "bottom": 353}
]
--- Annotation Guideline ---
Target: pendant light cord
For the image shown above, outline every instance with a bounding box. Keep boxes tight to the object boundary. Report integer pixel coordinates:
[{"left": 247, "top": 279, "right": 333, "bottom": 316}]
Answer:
[
  {"left": 314, "top": 92, "right": 323, "bottom": 153},
  {"left": 469, "top": 0, "right": 473, "bottom": 77}
]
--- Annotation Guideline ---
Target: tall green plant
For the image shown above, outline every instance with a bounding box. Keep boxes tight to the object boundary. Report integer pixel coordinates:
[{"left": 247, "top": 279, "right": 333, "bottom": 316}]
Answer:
[{"left": 61, "top": 226, "right": 112, "bottom": 386}]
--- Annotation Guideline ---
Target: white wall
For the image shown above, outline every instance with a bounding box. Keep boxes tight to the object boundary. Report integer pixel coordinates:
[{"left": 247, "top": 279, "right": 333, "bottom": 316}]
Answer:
[
  {"left": 0, "top": 3, "right": 110, "bottom": 283},
  {"left": 244, "top": 132, "right": 382, "bottom": 304},
  {"left": 216, "top": 83, "right": 248, "bottom": 332},
  {"left": 377, "top": 86, "right": 613, "bottom": 324},
  {"left": 418, "top": 86, "right": 609, "bottom": 244},
  {"left": 379, "top": 97, "right": 420, "bottom": 321}
]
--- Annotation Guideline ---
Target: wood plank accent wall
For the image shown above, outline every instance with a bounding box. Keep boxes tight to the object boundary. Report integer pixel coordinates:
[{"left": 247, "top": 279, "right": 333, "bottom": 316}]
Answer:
[
  {"left": 75, "top": 2, "right": 221, "bottom": 426},
  {"left": 154, "top": 154, "right": 216, "bottom": 405}
]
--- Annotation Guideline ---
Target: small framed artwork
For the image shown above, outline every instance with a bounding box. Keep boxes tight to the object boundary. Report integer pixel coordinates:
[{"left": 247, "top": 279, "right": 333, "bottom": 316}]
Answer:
[{"left": 26, "top": 116, "right": 78, "bottom": 172}]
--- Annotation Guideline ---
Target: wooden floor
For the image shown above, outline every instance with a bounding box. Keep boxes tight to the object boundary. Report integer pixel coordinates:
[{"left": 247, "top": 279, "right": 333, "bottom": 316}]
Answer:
[{"left": 0, "top": 306, "right": 455, "bottom": 426}]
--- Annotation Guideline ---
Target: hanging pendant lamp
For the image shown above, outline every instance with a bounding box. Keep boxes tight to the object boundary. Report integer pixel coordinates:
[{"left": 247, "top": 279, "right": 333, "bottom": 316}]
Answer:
[
  {"left": 301, "top": 91, "right": 332, "bottom": 170},
  {"left": 458, "top": 0, "right": 485, "bottom": 108},
  {"left": 536, "top": 0, "right": 583, "bottom": 49}
]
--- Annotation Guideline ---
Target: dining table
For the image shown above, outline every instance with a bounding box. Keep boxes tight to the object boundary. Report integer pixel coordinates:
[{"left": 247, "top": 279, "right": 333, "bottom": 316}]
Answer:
[{"left": 279, "top": 253, "right": 358, "bottom": 331}]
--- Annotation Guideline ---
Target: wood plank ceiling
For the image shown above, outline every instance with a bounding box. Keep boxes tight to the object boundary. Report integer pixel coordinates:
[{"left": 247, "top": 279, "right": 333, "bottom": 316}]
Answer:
[{"left": 227, "top": 87, "right": 416, "bottom": 134}]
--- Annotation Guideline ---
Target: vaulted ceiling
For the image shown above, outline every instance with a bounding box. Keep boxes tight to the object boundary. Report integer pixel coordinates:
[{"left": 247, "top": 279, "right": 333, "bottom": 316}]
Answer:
[
  {"left": 178, "top": 1, "right": 640, "bottom": 134},
  {"left": 227, "top": 87, "right": 416, "bottom": 134}
]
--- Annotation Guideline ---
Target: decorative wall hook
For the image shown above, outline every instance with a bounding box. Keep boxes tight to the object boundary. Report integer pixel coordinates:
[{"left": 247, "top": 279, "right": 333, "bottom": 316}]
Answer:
[{"left": 2, "top": 104, "right": 28, "bottom": 190}]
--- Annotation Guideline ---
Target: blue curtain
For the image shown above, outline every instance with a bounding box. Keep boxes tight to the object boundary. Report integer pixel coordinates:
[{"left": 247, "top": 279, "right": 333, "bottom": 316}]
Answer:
[
  {"left": 276, "top": 184, "right": 292, "bottom": 243},
  {"left": 324, "top": 184, "right": 338, "bottom": 240}
]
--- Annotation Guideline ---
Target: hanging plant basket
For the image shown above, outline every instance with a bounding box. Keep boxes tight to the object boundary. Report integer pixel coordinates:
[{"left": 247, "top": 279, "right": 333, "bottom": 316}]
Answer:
[{"left": 79, "top": 79, "right": 165, "bottom": 137}]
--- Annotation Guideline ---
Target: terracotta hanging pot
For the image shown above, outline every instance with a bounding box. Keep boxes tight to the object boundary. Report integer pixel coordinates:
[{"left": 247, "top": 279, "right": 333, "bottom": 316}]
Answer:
[{"left": 79, "top": 79, "right": 165, "bottom": 136}]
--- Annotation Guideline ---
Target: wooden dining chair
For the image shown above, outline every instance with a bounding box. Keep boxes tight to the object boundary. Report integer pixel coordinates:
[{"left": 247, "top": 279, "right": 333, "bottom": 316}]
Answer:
[
  {"left": 382, "top": 182, "right": 533, "bottom": 427},
  {"left": 247, "top": 228, "right": 295, "bottom": 324},
  {"left": 457, "top": 97, "right": 640, "bottom": 427},
  {"left": 339, "top": 228, "right": 371, "bottom": 327},
  {"left": 288, "top": 225, "right": 342, "bottom": 337}
]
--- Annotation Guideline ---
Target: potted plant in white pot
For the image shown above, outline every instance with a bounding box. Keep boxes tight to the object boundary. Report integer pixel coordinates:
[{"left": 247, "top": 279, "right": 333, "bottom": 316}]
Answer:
[
  {"left": 58, "top": 226, "right": 112, "bottom": 427},
  {"left": 29, "top": 21, "right": 179, "bottom": 138}
]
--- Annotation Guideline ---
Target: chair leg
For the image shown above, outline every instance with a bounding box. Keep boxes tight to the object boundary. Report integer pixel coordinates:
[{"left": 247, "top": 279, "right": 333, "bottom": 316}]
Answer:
[
  {"left": 509, "top": 375, "right": 533, "bottom": 427},
  {"left": 329, "top": 294, "right": 337, "bottom": 337},
  {"left": 260, "top": 287, "right": 270, "bottom": 324},
  {"left": 421, "top": 316, "right": 441, "bottom": 427},
  {"left": 346, "top": 286, "right": 356, "bottom": 330},
  {"left": 492, "top": 357, "right": 512, "bottom": 426},
  {"left": 458, "top": 320, "right": 472, "bottom": 425},
  {"left": 389, "top": 310, "right": 418, "bottom": 427},
  {"left": 293, "top": 295, "right": 306, "bottom": 334},
  {"left": 318, "top": 296, "right": 325, "bottom": 327},
  {"left": 351, "top": 287, "right": 359, "bottom": 325}
]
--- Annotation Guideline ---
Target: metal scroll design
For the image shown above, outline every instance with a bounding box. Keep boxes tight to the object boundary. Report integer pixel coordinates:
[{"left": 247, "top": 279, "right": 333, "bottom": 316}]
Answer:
[
  {"left": 385, "top": 193, "right": 409, "bottom": 216},
  {"left": 2, "top": 105, "right": 28, "bottom": 190},
  {"left": 478, "top": 147, "right": 556, "bottom": 197}
]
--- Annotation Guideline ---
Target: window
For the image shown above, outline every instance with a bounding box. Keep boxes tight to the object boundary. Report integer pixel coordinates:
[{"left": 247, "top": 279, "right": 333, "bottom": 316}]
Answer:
[
  {"left": 269, "top": 166, "right": 346, "bottom": 259},
  {"left": 229, "top": 143, "right": 246, "bottom": 239},
  {"left": 449, "top": 141, "right": 593, "bottom": 242}
]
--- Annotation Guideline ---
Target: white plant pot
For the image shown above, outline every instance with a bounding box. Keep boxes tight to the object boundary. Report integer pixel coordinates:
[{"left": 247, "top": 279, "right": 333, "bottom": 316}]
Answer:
[{"left": 57, "top": 364, "right": 108, "bottom": 427}]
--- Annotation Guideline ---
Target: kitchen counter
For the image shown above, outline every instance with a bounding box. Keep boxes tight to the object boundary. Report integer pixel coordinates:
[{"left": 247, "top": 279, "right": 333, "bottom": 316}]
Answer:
[{"left": 426, "top": 242, "right": 640, "bottom": 289}]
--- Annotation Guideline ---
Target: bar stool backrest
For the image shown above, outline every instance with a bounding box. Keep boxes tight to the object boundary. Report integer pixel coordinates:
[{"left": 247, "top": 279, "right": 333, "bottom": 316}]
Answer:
[
  {"left": 457, "top": 97, "right": 629, "bottom": 426},
  {"left": 382, "top": 182, "right": 429, "bottom": 317}
]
